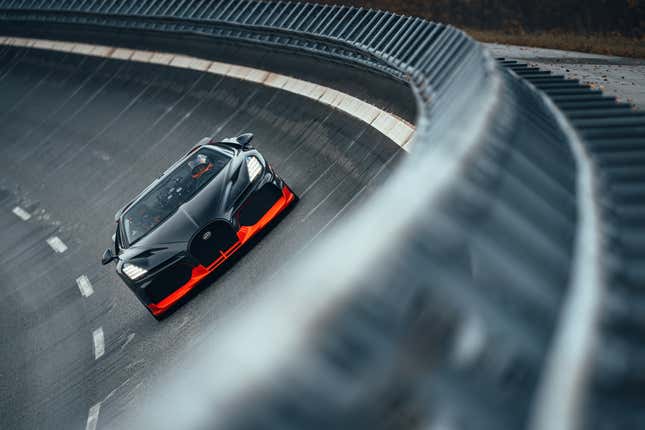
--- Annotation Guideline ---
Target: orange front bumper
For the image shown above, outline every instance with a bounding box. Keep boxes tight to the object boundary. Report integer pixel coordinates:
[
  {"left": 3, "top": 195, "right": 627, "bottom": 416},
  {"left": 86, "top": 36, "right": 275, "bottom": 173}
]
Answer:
[{"left": 148, "top": 185, "right": 296, "bottom": 316}]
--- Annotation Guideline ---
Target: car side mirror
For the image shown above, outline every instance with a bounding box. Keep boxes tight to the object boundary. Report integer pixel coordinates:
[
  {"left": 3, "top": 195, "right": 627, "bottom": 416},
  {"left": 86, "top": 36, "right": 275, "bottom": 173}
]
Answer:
[
  {"left": 237, "top": 133, "right": 254, "bottom": 149},
  {"left": 101, "top": 248, "right": 117, "bottom": 265}
]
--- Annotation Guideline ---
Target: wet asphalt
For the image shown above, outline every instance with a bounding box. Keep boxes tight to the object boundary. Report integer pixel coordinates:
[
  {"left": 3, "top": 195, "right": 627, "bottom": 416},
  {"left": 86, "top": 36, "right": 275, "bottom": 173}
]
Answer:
[{"left": 0, "top": 45, "right": 403, "bottom": 429}]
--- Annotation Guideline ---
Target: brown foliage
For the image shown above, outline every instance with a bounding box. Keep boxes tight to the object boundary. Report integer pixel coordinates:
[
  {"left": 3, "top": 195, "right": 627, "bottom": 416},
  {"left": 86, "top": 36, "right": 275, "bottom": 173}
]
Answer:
[
  {"left": 315, "top": 0, "right": 645, "bottom": 37},
  {"left": 306, "top": 0, "right": 644, "bottom": 56}
]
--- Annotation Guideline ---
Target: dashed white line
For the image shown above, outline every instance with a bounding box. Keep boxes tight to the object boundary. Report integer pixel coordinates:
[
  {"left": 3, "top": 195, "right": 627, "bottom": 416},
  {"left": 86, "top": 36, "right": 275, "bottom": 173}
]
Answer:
[
  {"left": 12, "top": 206, "right": 31, "bottom": 221},
  {"left": 85, "top": 403, "right": 100, "bottom": 430},
  {"left": 119, "top": 333, "right": 135, "bottom": 353},
  {"left": 46, "top": 236, "right": 68, "bottom": 253},
  {"left": 92, "top": 327, "right": 105, "bottom": 360},
  {"left": 76, "top": 275, "right": 94, "bottom": 298}
]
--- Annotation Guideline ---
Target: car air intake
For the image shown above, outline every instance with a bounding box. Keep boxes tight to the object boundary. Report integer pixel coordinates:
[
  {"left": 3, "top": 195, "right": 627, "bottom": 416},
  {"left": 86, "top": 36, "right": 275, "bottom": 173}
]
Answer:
[
  {"left": 238, "top": 184, "right": 283, "bottom": 226},
  {"left": 146, "top": 261, "right": 192, "bottom": 303},
  {"left": 190, "top": 220, "right": 239, "bottom": 267}
]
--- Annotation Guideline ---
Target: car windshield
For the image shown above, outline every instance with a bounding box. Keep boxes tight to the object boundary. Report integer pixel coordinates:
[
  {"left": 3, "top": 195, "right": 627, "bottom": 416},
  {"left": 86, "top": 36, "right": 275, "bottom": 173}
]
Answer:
[{"left": 122, "top": 147, "right": 231, "bottom": 245}]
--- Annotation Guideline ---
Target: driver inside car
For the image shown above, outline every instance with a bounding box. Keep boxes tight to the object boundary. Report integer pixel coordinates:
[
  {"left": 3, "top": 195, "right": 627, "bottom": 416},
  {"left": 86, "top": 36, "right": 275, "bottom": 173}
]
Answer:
[{"left": 188, "top": 153, "right": 214, "bottom": 179}]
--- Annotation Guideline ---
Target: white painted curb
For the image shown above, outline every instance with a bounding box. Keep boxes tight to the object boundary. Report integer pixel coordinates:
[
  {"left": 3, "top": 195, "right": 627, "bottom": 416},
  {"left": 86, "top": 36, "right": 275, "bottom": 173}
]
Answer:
[{"left": 0, "top": 37, "right": 416, "bottom": 149}]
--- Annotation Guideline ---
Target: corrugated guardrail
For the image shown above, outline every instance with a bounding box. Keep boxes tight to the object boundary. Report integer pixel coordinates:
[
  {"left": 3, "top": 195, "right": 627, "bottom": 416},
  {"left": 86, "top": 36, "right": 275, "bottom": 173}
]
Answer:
[
  {"left": 499, "top": 60, "right": 645, "bottom": 430},
  {"left": 1, "top": 1, "right": 643, "bottom": 429}
]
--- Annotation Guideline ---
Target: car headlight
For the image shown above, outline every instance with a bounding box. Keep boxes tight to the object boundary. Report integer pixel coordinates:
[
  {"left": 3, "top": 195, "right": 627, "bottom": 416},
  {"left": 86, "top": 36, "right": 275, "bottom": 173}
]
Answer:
[
  {"left": 246, "top": 156, "right": 262, "bottom": 182},
  {"left": 122, "top": 263, "right": 147, "bottom": 280}
]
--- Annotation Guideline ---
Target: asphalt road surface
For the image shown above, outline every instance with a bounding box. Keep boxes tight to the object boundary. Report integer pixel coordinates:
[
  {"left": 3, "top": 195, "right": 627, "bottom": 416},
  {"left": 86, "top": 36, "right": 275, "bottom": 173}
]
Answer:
[{"left": 0, "top": 45, "right": 403, "bottom": 429}]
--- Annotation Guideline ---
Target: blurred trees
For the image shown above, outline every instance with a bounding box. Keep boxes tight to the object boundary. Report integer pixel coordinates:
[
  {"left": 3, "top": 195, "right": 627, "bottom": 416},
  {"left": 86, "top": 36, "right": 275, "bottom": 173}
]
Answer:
[{"left": 317, "top": 0, "right": 644, "bottom": 37}]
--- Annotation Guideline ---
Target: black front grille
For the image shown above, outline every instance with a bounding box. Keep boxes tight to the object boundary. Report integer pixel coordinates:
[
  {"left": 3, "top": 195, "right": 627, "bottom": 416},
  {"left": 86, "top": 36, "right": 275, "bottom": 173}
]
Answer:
[
  {"left": 146, "top": 261, "right": 192, "bottom": 303},
  {"left": 238, "top": 184, "right": 283, "bottom": 226},
  {"left": 189, "top": 220, "right": 239, "bottom": 267}
]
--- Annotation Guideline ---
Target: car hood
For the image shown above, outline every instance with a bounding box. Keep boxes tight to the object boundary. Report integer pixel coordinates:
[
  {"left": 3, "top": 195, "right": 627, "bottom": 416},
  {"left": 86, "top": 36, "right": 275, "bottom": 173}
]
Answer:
[{"left": 121, "top": 155, "right": 250, "bottom": 267}]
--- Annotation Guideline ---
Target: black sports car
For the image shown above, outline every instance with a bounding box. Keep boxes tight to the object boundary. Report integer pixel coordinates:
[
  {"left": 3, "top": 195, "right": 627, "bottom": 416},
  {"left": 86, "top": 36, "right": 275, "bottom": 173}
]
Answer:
[{"left": 101, "top": 133, "right": 297, "bottom": 319}]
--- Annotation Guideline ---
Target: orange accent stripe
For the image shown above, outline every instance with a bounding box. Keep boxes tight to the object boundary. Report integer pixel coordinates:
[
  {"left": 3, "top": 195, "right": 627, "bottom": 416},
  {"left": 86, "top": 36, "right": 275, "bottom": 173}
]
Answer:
[
  {"left": 148, "top": 186, "right": 295, "bottom": 316},
  {"left": 191, "top": 162, "right": 213, "bottom": 179}
]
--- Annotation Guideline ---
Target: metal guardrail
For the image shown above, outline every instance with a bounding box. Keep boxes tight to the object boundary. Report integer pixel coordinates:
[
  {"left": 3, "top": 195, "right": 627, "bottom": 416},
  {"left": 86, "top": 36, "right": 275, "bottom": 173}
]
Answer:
[
  {"left": 1, "top": 1, "right": 643, "bottom": 429},
  {"left": 496, "top": 59, "right": 645, "bottom": 430}
]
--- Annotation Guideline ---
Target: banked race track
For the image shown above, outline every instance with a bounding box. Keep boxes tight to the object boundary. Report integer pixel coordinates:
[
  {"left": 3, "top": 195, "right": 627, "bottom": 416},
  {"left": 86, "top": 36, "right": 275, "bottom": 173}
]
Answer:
[
  {"left": 0, "top": 36, "right": 407, "bottom": 429},
  {"left": 1, "top": 2, "right": 645, "bottom": 430}
]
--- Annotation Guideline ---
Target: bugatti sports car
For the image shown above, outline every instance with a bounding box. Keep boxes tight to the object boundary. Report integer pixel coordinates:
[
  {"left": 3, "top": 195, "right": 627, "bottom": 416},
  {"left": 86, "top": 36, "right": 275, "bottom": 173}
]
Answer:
[{"left": 101, "top": 133, "right": 297, "bottom": 319}]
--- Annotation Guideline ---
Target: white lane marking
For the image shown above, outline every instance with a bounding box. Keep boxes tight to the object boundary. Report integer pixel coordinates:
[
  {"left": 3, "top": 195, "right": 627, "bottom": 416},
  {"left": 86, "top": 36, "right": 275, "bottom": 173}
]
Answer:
[
  {"left": 85, "top": 403, "right": 100, "bottom": 430},
  {"left": 1, "top": 37, "right": 415, "bottom": 150},
  {"left": 46, "top": 236, "right": 68, "bottom": 253},
  {"left": 84, "top": 377, "right": 136, "bottom": 430},
  {"left": 93, "top": 327, "right": 105, "bottom": 360},
  {"left": 119, "top": 333, "right": 135, "bottom": 353},
  {"left": 76, "top": 275, "right": 94, "bottom": 298},
  {"left": 12, "top": 206, "right": 31, "bottom": 221}
]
